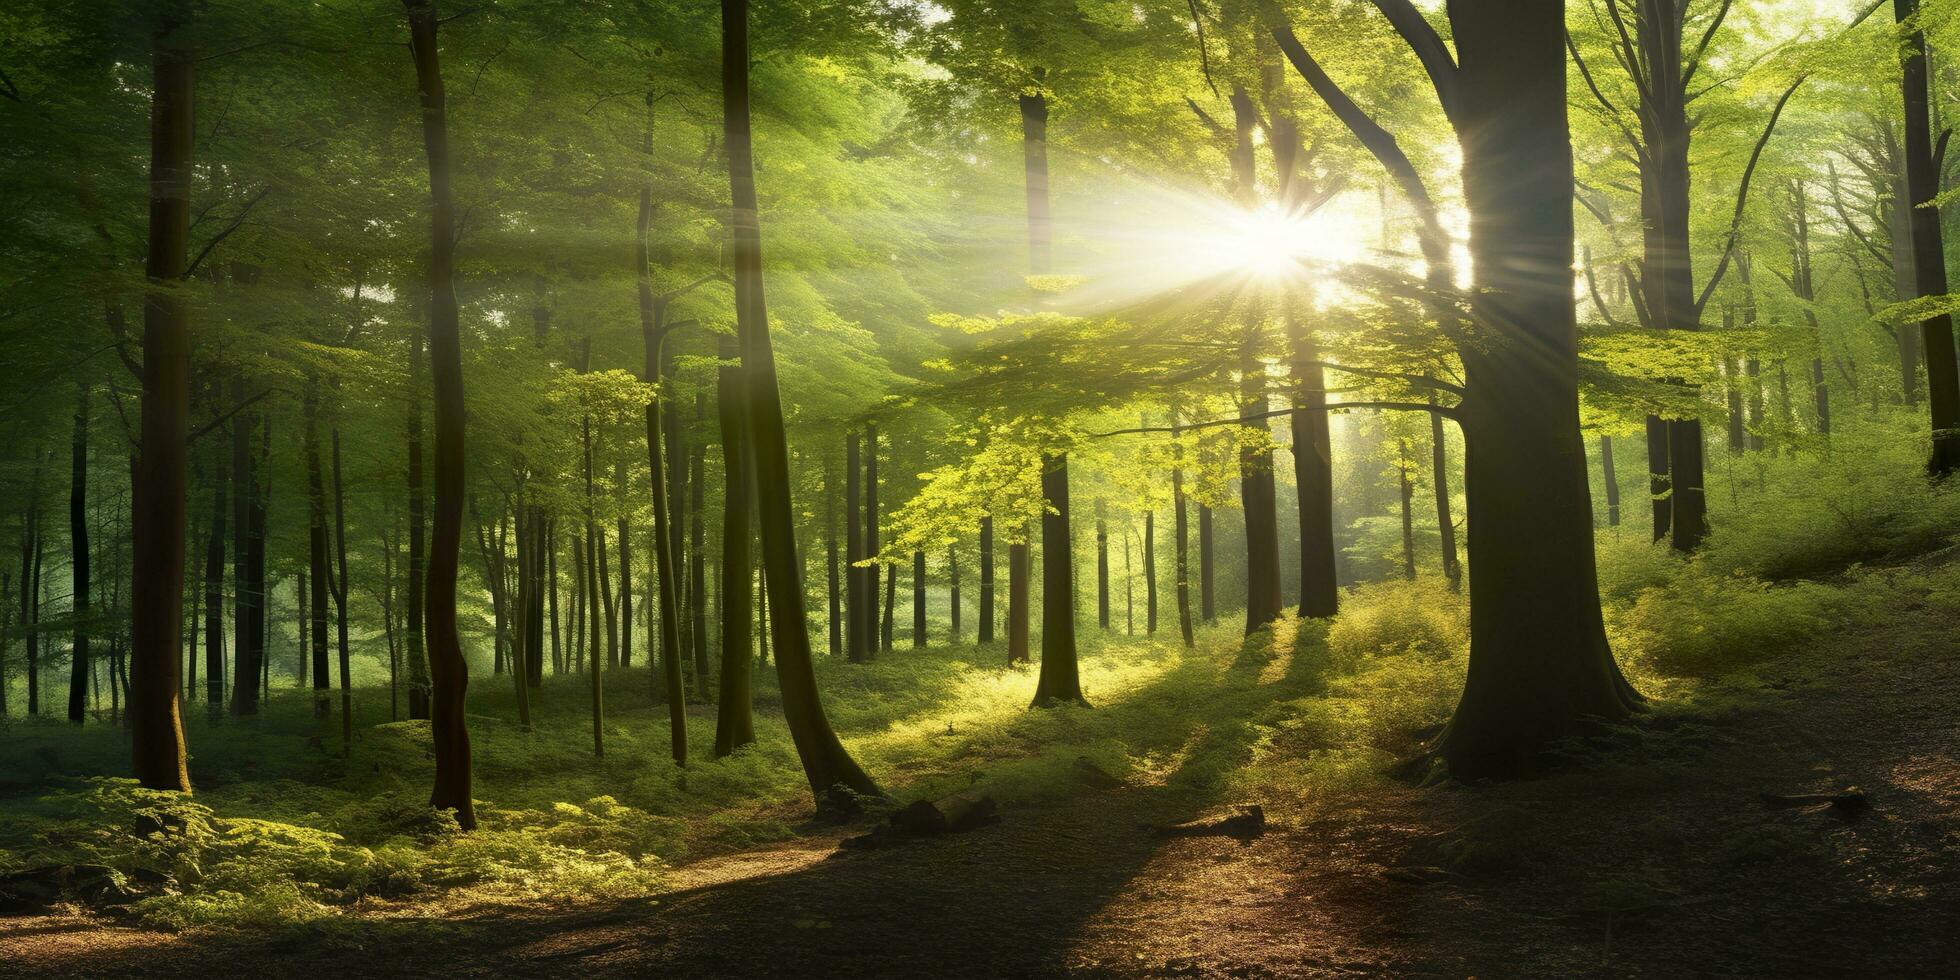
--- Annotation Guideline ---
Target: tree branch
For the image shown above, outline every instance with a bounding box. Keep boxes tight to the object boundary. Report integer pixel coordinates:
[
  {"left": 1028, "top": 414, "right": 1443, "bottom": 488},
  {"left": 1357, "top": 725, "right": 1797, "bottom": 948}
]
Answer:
[
  {"left": 1694, "top": 75, "right": 1806, "bottom": 316},
  {"left": 1091, "top": 400, "right": 1457, "bottom": 438},
  {"left": 1304, "top": 360, "right": 1465, "bottom": 395},
  {"left": 184, "top": 185, "right": 274, "bottom": 280},
  {"left": 1366, "top": 0, "right": 1459, "bottom": 121},
  {"left": 1681, "top": 0, "right": 1735, "bottom": 87},
  {"left": 187, "top": 388, "right": 275, "bottom": 445}
]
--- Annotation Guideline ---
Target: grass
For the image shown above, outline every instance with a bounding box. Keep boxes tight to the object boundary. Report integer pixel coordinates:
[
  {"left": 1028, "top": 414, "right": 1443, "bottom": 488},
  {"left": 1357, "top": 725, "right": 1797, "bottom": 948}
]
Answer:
[{"left": 6, "top": 420, "right": 1960, "bottom": 931}]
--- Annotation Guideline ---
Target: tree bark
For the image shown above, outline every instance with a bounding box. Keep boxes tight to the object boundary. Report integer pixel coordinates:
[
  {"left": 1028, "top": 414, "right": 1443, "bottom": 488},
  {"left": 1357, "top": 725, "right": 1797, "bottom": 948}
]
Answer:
[
  {"left": 1095, "top": 506, "right": 1109, "bottom": 630},
  {"left": 715, "top": 336, "right": 755, "bottom": 755},
  {"left": 912, "top": 549, "right": 925, "bottom": 647},
  {"left": 1239, "top": 359, "right": 1285, "bottom": 633},
  {"left": 1398, "top": 442, "right": 1417, "bottom": 579},
  {"left": 1143, "top": 509, "right": 1157, "bottom": 634},
  {"left": 825, "top": 458, "right": 841, "bottom": 657},
  {"left": 68, "top": 386, "right": 90, "bottom": 725},
  {"left": 1431, "top": 401, "right": 1460, "bottom": 587},
  {"left": 723, "top": 0, "right": 879, "bottom": 801},
  {"left": 688, "top": 412, "right": 708, "bottom": 695},
  {"left": 1172, "top": 411, "right": 1195, "bottom": 647},
  {"left": 305, "top": 383, "right": 331, "bottom": 717},
  {"left": 866, "top": 423, "right": 882, "bottom": 653},
  {"left": 1897, "top": 0, "right": 1959, "bottom": 471},
  {"left": 404, "top": 317, "right": 429, "bottom": 720},
  {"left": 203, "top": 443, "right": 225, "bottom": 720},
  {"left": 1008, "top": 535, "right": 1030, "bottom": 663},
  {"left": 404, "top": 0, "right": 473, "bottom": 829},
  {"left": 332, "top": 430, "right": 353, "bottom": 752},
  {"left": 845, "top": 432, "right": 866, "bottom": 661},
  {"left": 1031, "top": 455, "right": 1086, "bottom": 707},
  {"left": 978, "top": 516, "right": 994, "bottom": 644},
  {"left": 1601, "top": 435, "right": 1620, "bottom": 527},
  {"left": 129, "top": 16, "right": 194, "bottom": 789}
]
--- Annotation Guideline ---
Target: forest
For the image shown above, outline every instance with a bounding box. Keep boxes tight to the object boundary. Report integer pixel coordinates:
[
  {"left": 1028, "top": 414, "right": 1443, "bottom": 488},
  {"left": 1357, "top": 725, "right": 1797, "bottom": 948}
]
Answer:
[{"left": 2, "top": 0, "right": 1959, "bottom": 975}]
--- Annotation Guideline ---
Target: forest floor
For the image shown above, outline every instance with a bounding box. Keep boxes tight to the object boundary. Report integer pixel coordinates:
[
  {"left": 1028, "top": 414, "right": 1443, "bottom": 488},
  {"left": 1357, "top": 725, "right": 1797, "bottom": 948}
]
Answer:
[{"left": 7, "top": 582, "right": 1960, "bottom": 977}]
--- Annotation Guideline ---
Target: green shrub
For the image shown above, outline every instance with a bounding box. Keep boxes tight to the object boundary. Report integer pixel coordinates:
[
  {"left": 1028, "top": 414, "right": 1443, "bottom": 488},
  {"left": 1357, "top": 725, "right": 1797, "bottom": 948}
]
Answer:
[
  {"left": 1612, "top": 563, "right": 1842, "bottom": 676},
  {"left": 1325, "top": 577, "right": 1467, "bottom": 669}
]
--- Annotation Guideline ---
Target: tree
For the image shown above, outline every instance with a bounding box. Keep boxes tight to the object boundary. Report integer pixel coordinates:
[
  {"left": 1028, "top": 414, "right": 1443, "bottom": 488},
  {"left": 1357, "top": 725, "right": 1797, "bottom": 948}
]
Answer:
[{"left": 403, "top": 0, "right": 474, "bottom": 830}]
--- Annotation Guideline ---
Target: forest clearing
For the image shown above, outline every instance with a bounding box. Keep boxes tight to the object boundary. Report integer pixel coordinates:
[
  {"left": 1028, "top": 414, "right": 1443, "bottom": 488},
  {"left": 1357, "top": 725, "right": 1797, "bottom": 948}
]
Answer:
[{"left": 5, "top": 0, "right": 1960, "bottom": 975}]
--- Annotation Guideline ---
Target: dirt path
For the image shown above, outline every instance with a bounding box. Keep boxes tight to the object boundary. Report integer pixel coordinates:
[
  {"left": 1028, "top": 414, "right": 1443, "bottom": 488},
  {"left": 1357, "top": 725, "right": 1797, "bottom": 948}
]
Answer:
[{"left": 7, "top": 607, "right": 1959, "bottom": 978}]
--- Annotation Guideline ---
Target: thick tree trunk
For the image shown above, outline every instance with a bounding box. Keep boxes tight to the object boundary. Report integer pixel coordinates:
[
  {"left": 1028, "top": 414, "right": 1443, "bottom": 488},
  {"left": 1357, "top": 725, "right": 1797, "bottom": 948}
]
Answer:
[
  {"left": 68, "top": 387, "right": 90, "bottom": 725},
  {"left": 1290, "top": 339, "right": 1339, "bottom": 617},
  {"left": 1645, "top": 418, "right": 1670, "bottom": 541},
  {"left": 1031, "top": 455, "right": 1086, "bottom": 707},
  {"left": 1896, "top": 0, "right": 1960, "bottom": 472},
  {"left": 715, "top": 337, "right": 755, "bottom": 755},
  {"left": 1433, "top": 0, "right": 1640, "bottom": 777},
  {"left": 1008, "top": 537, "right": 1031, "bottom": 664},
  {"left": 1239, "top": 361, "right": 1284, "bottom": 633},
  {"left": 723, "top": 0, "right": 879, "bottom": 800},
  {"left": 404, "top": 0, "right": 474, "bottom": 829},
  {"left": 129, "top": 17, "right": 193, "bottom": 790}
]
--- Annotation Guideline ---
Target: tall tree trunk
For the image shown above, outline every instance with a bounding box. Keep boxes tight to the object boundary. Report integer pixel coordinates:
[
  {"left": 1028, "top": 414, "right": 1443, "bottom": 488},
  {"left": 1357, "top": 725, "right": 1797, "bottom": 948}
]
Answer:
[
  {"left": 1898, "top": 0, "right": 1959, "bottom": 471},
  {"left": 1143, "top": 510, "right": 1157, "bottom": 634},
  {"left": 305, "top": 383, "right": 331, "bottom": 717},
  {"left": 1095, "top": 506, "right": 1109, "bottom": 630},
  {"left": 547, "top": 517, "right": 561, "bottom": 674},
  {"left": 825, "top": 459, "right": 841, "bottom": 657},
  {"left": 1422, "top": 0, "right": 1640, "bottom": 776},
  {"left": 635, "top": 152, "right": 687, "bottom": 761},
  {"left": 1171, "top": 410, "right": 1195, "bottom": 647},
  {"left": 978, "top": 516, "right": 994, "bottom": 644},
  {"left": 949, "top": 546, "right": 961, "bottom": 641},
  {"left": 1290, "top": 334, "right": 1339, "bottom": 617},
  {"left": 404, "top": 0, "right": 473, "bottom": 828},
  {"left": 880, "top": 566, "right": 895, "bottom": 653},
  {"left": 1398, "top": 442, "right": 1417, "bottom": 579},
  {"left": 68, "top": 386, "right": 90, "bottom": 725},
  {"left": 581, "top": 413, "right": 604, "bottom": 756},
  {"left": 911, "top": 549, "right": 926, "bottom": 647},
  {"left": 615, "top": 460, "right": 633, "bottom": 669},
  {"left": 203, "top": 448, "right": 225, "bottom": 720},
  {"left": 404, "top": 322, "right": 429, "bottom": 720},
  {"left": 129, "top": 15, "right": 193, "bottom": 789},
  {"left": 21, "top": 449, "right": 45, "bottom": 714},
  {"left": 722, "top": 0, "right": 878, "bottom": 800},
  {"left": 689, "top": 398, "right": 709, "bottom": 696},
  {"left": 715, "top": 335, "right": 755, "bottom": 756},
  {"left": 1239, "top": 359, "right": 1285, "bottom": 633},
  {"left": 845, "top": 432, "right": 866, "bottom": 661},
  {"left": 865, "top": 423, "right": 881, "bottom": 653},
  {"left": 1031, "top": 455, "right": 1086, "bottom": 707},
  {"left": 1198, "top": 502, "right": 1215, "bottom": 623},
  {"left": 332, "top": 430, "right": 354, "bottom": 753},
  {"left": 1008, "top": 534, "right": 1030, "bottom": 663}
]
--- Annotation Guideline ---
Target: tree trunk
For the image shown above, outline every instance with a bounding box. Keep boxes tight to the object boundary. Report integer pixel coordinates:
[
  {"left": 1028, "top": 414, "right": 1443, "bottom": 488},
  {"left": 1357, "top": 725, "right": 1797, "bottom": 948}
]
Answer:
[
  {"left": 1290, "top": 335, "right": 1339, "bottom": 617},
  {"left": 723, "top": 0, "right": 879, "bottom": 801},
  {"left": 1008, "top": 535, "right": 1030, "bottom": 664},
  {"left": 404, "top": 318, "right": 429, "bottom": 720},
  {"left": 845, "top": 432, "right": 866, "bottom": 661},
  {"left": 978, "top": 516, "right": 994, "bottom": 644},
  {"left": 825, "top": 458, "right": 841, "bottom": 657},
  {"left": 305, "top": 384, "right": 331, "bottom": 718},
  {"left": 616, "top": 461, "right": 633, "bottom": 670},
  {"left": 1239, "top": 360, "right": 1284, "bottom": 633},
  {"left": 581, "top": 413, "right": 604, "bottom": 756},
  {"left": 1898, "top": 0, "right": 1960, "bottom": 471},
  {"left": 1431, "top": 402, "right": 1461, "bottom": 587},
  {"left": 68, "top": 386, "right": 90, "bottom": 725},
  {"left": 1031, "top": 455, "right": 1086, "bottom": 707},
  {"left": 1143, "top": 510, "right": 1157, "bottom": 634},
  {"left": 880, "top": 566, "right": 895, "bottom": 653},
  {"left": 949, "top": 546, "right": 961, "bottom": 641},
  {"left": 332, "top": 430, "right": 353, "bottom": 753},
  {"left": 404, "top": 0, "right": 474, "bottom": 829},
  {"left": 912, "top": 550, "right": 926, "bottom": 647},
  {"left": 1398, "top": 442, "right": 1417, "bottom": 579},
  {"left": 129, "top": 17, "right": 193, "bottom": 790},
  {"left": 1600, "top": 435, "right": 1620, "bottom": 527},
  {"left": 636, "top": 166, "right": 686, "bottom": 760},
  {"left": 715, "top": 335, "right": 755, "bottom": 756},
  {"left": 1095, "top": 507, "right": 1109, "bottom": 630},
  {"left": 21, "top": 449, "right": 45, "bottom": 714},
  {"left": 1172, "top": 411, "right": 1195, "bottom": 647},
  {"left": 1431, "top": 0, "right": 1640, "bottom": 777},
  {"left": 865, "top": 423, "right": 881, "bottom": 653},
  {"left": 1198, "top": 503, "right": 1215, "bottom": 623},
  {"left": 689, "top": 422, "right": 709, "bottom": 695},
  {"left": 203, "top": 446, "right": 225, "bottom": 720}
]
